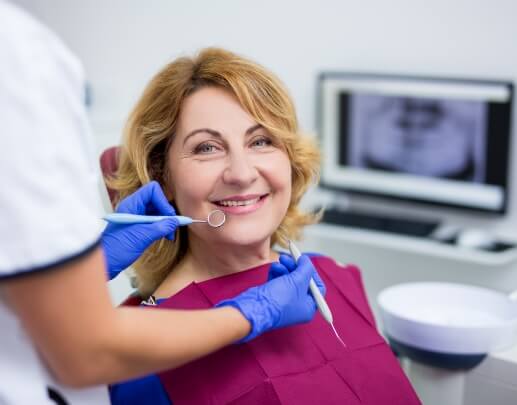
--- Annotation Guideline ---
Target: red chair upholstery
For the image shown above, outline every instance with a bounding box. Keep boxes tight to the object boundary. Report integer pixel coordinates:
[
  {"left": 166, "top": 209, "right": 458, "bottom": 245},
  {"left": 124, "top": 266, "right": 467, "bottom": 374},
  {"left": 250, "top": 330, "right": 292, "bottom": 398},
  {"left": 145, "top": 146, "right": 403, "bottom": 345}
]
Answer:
[{"left": 99, "top": 146, "right": 120, "bottom": 208}]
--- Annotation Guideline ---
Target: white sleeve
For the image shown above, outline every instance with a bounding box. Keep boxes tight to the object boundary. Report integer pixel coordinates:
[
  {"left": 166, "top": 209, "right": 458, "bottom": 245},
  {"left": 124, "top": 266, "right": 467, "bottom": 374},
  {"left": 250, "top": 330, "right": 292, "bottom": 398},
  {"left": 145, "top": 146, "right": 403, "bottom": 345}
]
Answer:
[{"left": 0, "top": 3, "right": 104, "bottom": 277}]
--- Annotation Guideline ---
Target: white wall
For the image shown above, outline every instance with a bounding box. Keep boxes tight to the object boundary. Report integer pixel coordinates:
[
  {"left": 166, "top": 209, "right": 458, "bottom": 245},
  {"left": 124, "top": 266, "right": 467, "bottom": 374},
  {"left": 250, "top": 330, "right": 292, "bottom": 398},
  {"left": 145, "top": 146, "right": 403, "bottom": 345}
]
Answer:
[{"left": 17, "top": 0, "right": 517, "bottom": 236}]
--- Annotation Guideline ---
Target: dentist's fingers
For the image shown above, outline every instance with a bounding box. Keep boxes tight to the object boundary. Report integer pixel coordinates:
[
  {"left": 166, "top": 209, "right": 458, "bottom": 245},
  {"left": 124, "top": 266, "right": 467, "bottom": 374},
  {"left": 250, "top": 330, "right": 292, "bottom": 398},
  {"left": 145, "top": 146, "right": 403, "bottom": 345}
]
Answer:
[
  {"left": 279, "top": 254, "right": 296, "bottom": 272},
  {"left": 284, "top": 254, "right": 327, "bottom": 296},
  {"left": 287, "top": 255, "right": 315, "bottom": 293},
  {"left": 310, "top": 268, "right": 326, "bottom": 296},
  {"left": 117, "top": 181, "right": 176, "bottom": 216},
  {"left": 268, "top": 262, "right": 289, "bottom": 281},
  {"left": 138, "top": 217, "right": 179, "bottom": 243},
  {"left": 143, "top": 181, "right": 176, "bottom": 216}
]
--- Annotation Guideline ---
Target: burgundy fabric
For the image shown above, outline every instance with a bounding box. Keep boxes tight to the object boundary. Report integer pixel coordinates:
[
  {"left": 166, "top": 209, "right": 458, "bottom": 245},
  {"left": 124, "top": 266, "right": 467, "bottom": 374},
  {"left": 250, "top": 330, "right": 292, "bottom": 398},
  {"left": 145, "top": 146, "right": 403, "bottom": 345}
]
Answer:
[
  {"left": 151, "top": 256, "right": 422, "bottom": 405},
  {"left": 121, "top": 293, "right": 142, "bottom": 307},
  {"left": 99, "top": 146, "right": 120, "bottom": 208}
]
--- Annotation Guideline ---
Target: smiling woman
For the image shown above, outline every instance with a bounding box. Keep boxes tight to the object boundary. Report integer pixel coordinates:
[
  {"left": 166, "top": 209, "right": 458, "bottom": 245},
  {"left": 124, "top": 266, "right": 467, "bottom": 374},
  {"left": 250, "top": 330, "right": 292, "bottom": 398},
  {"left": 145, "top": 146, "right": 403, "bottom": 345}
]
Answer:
[
  {"left": 109, "top": 48, "right": 320, "bottom": 297},
  {"left": 107, "top": 48, "right": 421, "bottom": 405},
  {"left": 165, "top": 86, "right": 293, "bottom": 267}
]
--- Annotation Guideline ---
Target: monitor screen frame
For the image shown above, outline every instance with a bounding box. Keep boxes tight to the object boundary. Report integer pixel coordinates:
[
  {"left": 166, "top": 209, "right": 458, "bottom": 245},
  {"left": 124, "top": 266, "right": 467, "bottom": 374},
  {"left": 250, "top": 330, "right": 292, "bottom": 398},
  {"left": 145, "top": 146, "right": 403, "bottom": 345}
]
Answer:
[{"left": 317, "top": 72, "right": 514, "bottom": 215}]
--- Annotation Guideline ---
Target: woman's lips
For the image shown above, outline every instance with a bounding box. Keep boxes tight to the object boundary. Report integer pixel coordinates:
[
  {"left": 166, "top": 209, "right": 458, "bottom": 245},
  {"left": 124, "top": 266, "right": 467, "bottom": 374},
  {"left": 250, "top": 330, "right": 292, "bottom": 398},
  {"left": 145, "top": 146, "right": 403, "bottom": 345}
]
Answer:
[{"left": 213, "top": 194, "right": 269, "bottom": 215}]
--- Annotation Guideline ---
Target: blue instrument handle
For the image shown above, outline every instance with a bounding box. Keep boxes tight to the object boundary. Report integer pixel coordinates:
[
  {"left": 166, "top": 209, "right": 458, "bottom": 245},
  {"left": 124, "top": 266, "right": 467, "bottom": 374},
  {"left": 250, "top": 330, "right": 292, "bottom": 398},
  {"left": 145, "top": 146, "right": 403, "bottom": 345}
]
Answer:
[{"left": 103, "top": 213, "right": 193, "bottom": 226}]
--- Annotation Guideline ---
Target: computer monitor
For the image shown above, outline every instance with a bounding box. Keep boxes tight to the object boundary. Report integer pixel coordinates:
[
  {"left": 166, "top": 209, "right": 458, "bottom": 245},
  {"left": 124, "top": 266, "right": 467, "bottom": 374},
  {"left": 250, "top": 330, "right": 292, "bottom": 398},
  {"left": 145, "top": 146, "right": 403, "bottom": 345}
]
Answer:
[{"left": 318, "top": 73, "right": 514, "bottom": 214}]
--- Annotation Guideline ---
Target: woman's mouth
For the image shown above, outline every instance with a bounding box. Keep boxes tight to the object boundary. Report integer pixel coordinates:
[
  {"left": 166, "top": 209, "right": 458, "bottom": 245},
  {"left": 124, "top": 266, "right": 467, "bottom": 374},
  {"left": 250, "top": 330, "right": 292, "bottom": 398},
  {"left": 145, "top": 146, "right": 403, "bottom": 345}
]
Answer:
[{"left": 213, "top": 194, "right": 269, "bottom": 214}]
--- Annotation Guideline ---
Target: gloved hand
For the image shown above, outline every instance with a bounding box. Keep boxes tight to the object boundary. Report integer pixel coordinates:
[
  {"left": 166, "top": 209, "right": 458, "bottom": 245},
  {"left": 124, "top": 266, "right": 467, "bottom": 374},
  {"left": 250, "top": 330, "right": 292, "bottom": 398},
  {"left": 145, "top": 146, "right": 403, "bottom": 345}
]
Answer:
[
  {"left": 101, "top": 181, "right": 179, "bottom": 280},
  {"left": 269, "top": 253, "right": 326, "bottom": 296},
  {"left": 216, "top": 254, "right": 326, "bottom": 342}
]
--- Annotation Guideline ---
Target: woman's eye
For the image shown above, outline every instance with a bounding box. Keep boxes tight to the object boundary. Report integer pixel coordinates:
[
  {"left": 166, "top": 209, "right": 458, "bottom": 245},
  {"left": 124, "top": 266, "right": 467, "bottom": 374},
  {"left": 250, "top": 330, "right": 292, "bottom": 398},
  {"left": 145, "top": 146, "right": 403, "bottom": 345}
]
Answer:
[
  {"left": 251, "top": 136, "right": 273, "bottom": 148},
  {"left": 194, "top": 143, "right": 218, "bottom": 154}
]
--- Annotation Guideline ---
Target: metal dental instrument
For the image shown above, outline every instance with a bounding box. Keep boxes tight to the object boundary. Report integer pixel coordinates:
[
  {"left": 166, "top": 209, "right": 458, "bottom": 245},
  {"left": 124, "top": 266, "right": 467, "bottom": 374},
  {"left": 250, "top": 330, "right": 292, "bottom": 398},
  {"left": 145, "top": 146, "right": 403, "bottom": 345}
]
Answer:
[
  {"left": 288, "top": 240, "right": 347, "bottom": 348},
  {"left": 103, "top": 209, "right": 226, "bottom": 228}
]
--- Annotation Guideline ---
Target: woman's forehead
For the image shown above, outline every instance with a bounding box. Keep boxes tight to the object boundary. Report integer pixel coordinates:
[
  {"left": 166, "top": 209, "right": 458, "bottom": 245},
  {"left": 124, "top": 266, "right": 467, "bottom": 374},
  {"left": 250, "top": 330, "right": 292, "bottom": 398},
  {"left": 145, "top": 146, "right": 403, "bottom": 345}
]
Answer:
[{"left": 177, "top": 87, "right": 259, "bottom": 137}]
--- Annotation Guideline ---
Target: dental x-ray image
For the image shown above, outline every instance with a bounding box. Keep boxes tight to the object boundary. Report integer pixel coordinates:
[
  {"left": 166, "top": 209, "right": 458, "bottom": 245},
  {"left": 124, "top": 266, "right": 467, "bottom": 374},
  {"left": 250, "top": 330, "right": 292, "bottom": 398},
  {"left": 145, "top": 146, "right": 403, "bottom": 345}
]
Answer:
[{"left": 345, "top": 94, "right": 488, "bottom": 182}]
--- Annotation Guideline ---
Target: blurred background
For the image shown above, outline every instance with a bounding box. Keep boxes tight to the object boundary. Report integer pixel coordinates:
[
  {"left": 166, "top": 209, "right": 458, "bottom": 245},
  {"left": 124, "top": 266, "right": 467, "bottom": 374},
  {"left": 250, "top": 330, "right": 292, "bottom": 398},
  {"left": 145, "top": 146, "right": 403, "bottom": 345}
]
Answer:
[
  {"left": 17, "top": 0, "right": 517, "bottom": 234},
  {"left": 14, "top": 2, "right": 517, "bottom": 403}
]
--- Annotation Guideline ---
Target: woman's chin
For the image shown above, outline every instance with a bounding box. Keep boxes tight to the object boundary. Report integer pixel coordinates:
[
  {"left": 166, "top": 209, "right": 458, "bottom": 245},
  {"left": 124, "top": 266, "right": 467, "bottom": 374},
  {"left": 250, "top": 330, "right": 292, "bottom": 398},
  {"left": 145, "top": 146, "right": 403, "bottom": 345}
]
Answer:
[
  {"left": 197, "top": 217, "right": 281, "bottom": 248},
  {"left": 212, "top": 228, "right": 273, "bottom": 248}
]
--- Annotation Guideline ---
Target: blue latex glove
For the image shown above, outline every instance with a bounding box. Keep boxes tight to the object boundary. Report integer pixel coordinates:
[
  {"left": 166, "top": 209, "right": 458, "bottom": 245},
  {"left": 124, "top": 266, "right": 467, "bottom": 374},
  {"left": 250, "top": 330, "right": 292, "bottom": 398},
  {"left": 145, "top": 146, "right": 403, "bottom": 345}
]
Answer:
[
  {"left": 216, "top": 254, "right": 326, "bottom": 342},
  {"left": 101, "top": 181, "right": 179, "bottom": 280},
  {"left": 269, "top": 253, "right": 326, "bottom": 296}
]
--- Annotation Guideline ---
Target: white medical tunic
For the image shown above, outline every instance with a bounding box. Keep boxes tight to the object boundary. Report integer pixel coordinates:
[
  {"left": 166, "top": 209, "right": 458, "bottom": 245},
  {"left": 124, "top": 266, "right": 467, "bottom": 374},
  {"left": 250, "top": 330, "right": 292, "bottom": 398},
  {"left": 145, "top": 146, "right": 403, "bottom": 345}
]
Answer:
[{"left": 0, "top": 2, "right": 109, "bottom": 404}]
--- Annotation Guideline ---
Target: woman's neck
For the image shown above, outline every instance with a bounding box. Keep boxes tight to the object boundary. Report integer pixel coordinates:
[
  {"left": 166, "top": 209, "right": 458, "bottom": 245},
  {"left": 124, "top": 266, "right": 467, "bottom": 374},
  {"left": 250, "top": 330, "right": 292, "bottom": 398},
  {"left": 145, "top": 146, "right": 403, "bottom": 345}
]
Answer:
[{"left": 154, "top": 235, "right": 278, "bottom": 299}]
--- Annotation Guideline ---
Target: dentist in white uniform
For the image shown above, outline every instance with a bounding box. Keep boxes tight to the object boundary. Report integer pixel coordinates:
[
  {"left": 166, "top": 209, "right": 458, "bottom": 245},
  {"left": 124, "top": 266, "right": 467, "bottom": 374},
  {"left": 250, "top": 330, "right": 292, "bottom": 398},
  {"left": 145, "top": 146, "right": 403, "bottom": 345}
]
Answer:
[{"left": 0, "top": 2, "right": 324, "bottom": 404}]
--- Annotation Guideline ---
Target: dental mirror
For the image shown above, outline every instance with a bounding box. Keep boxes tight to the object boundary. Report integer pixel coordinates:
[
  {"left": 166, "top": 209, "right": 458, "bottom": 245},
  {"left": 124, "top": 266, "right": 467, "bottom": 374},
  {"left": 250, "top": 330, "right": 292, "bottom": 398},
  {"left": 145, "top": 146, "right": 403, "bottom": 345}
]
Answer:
[{"left": 190, "top": 209, "right": 226, "bottom": 228}]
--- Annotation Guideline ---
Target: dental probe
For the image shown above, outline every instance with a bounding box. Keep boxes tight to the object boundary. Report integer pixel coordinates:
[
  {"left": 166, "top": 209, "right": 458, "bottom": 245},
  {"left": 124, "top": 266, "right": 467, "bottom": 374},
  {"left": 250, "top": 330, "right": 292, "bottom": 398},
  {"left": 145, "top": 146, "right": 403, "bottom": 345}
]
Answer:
[{"left": 288, "top": 240, "right": 347, "bottom": 348}]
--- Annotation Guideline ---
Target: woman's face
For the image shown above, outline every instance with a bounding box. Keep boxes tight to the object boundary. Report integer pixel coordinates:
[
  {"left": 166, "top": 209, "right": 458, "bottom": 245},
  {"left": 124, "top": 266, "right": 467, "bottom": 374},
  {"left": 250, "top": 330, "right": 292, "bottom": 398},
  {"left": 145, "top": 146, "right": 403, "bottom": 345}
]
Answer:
[{"left": 166, "top": 86, "right": 292, "bottom": 247}]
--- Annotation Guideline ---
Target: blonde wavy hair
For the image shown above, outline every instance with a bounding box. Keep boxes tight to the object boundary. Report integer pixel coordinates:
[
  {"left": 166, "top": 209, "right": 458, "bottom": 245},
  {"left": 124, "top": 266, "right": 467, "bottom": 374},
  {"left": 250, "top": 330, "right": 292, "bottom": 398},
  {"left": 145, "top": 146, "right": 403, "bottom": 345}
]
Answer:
[{"left": 109, "top": 48, "right": 321, "bottom": 296}]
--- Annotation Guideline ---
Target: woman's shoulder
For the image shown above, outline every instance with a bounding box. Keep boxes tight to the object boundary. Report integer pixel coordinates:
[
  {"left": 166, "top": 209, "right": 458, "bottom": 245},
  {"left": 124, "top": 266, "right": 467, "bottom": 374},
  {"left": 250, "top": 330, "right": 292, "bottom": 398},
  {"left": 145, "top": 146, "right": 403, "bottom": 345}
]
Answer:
[
  {"left": 309, "top": 253, "right": 376, "bottom": 326},
  {"left": 120, "top": 293, "right": 142, "bottom": 307},
  {"left": 308, "top": 253, "right": 361, "bottom": 277}
]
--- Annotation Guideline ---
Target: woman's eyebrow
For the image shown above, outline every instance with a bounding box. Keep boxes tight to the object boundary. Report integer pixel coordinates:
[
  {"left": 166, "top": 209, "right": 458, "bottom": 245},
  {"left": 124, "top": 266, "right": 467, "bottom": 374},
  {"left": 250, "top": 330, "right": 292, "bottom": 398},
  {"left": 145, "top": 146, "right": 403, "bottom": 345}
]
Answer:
[
  {"left": 182, "top": 128, "right": 221, "bottom": 145},
  {"left": 245, "top": 124, "right": 263, "bottom": 135},
  {"left": 182, "top": 124, "right": 263, "bottom": 145}
]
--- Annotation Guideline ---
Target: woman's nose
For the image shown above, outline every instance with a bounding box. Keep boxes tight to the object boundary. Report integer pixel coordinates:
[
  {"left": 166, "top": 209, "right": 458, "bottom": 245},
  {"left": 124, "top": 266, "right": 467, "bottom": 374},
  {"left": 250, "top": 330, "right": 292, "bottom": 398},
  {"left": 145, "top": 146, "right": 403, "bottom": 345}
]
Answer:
[{"left": 222, "top": 152, "right": 258, "bottom": 186}]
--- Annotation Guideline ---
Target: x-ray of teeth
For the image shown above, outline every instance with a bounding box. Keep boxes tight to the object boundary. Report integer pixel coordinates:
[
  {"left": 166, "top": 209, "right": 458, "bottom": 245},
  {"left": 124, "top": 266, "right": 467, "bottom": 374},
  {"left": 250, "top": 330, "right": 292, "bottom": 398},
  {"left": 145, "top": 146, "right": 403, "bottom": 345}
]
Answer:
[{"left": 346, "top": 94, "right": 487, "bottom": 182}]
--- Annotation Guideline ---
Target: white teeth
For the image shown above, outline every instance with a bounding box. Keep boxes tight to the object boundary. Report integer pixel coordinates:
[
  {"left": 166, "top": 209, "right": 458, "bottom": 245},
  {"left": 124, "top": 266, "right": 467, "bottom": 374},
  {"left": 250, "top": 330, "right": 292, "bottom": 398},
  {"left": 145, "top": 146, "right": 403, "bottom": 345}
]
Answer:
[{"left": 218, "top": 197, "right": 261, "bottom": 207}]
